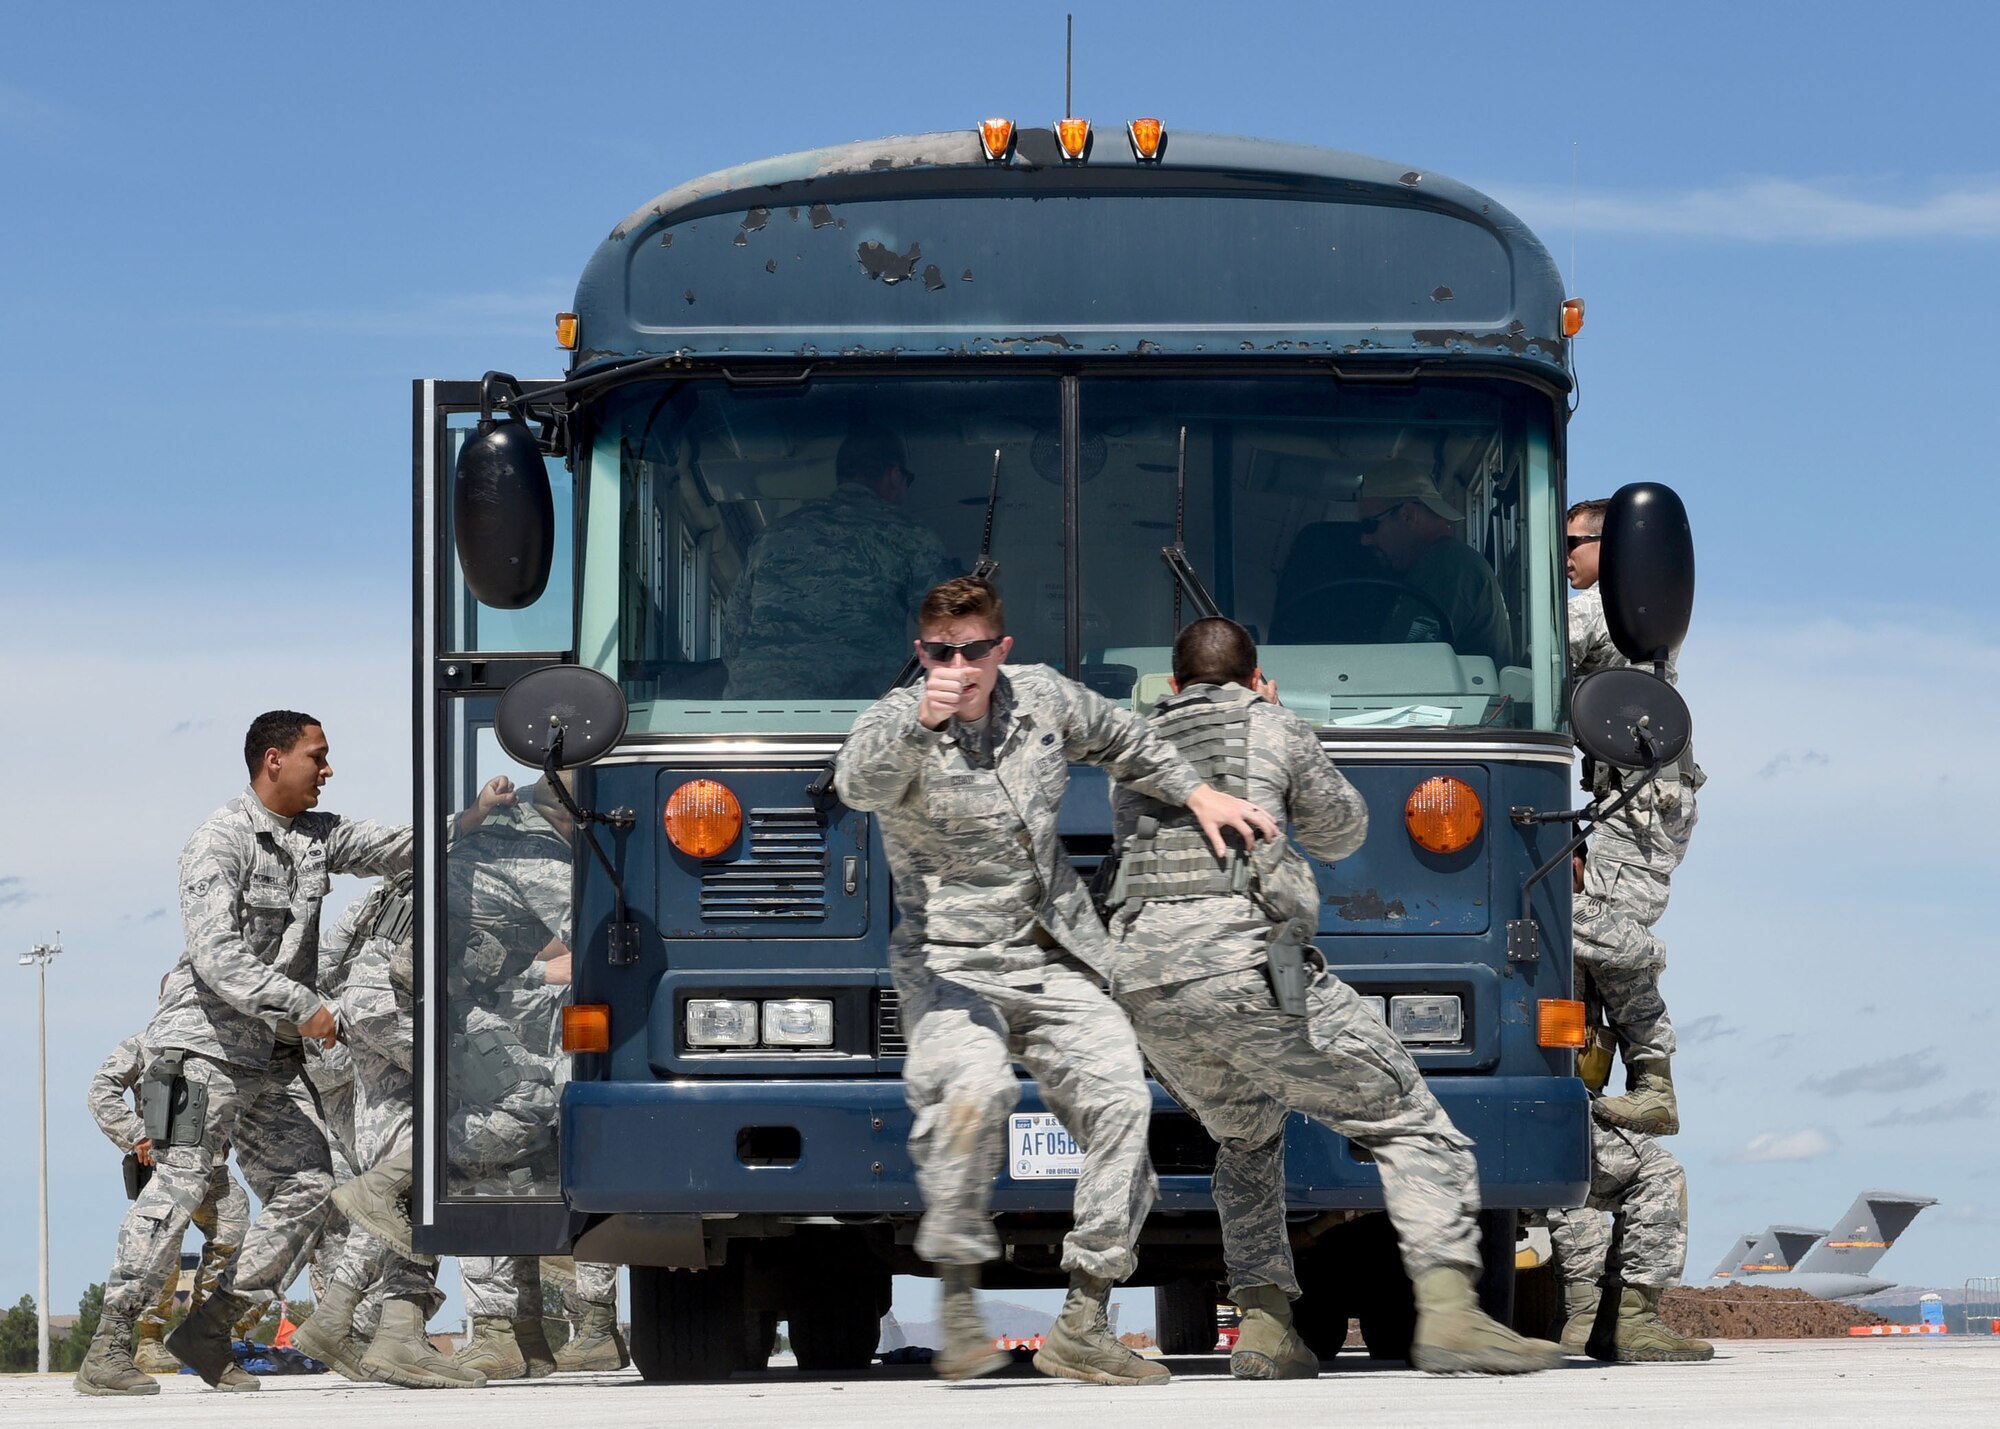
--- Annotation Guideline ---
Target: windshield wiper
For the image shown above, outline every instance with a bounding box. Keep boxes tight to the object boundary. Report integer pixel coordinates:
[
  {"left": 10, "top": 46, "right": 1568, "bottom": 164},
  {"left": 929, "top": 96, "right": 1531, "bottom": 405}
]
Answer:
[{"left": 1159, "top": 425, "right": 1221, "bottom": 624}]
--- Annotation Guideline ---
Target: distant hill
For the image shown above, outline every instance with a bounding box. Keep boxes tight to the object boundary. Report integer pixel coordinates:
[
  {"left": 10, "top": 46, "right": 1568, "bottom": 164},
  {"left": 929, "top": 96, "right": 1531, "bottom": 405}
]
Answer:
[{"left": 894, "top": 1298, "right": 1056, "bottom": 1351}]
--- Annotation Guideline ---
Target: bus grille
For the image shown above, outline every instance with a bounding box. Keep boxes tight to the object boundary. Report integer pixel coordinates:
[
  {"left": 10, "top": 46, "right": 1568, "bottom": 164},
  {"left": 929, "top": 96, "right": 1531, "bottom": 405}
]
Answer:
[
  {"left": 876, "top": 990, "right": 908, "bottom": 1059},
  {"left": 699, "top": 807, "right": 828, "bottom": 921}
]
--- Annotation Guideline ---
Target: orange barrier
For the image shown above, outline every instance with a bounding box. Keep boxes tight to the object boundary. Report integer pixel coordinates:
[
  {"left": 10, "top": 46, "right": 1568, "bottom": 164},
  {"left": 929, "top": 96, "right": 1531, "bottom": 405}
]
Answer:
[{"left": 1847, "top": 1324, "right": 1946, "bottom": 1336}]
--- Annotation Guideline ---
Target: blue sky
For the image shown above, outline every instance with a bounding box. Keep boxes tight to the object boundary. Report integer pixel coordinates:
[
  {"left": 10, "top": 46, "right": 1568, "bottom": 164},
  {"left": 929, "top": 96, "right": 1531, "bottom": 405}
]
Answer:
[{"left": 4, "top": 2, "right": 1997, "bottom": 1331}]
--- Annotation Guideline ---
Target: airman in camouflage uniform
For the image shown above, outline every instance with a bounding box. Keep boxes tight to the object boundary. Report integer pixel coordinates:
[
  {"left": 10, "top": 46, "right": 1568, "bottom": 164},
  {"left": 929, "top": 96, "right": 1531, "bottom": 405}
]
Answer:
[
  {"left": 290, "top": 876, "right": 483, "bottom": 1389},
  {"left": 86, "top": 1031, "right": 250, "bottom": 1376},
  {"left": 1567, "top": 499, "right": 1702, "bottom": 1135},
  {"left": 74, "top": 711, "right": 411, "bottom": 1397},
  {"left": 442, "top": 786, "right": 629, "bottom": 1377},
  {"left": 835, "top": 577, "right": 1278, "bottom": 1386},
  {"left": 1547, "top": 1123, "right": 1711, "bottom": 1361},
  {"left": 1107, "top": 618, "right": 1559, "bottom": 1378},
  {"left": 723, "top": 426, "right": 956, "bottom": 699},
  {"left": 1547, "top": 847, "right": 1710, "bottom": 1362}
]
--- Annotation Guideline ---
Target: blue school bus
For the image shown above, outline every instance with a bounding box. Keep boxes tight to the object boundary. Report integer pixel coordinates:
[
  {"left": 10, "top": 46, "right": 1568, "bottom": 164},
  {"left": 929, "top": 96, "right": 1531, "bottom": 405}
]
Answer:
[{"left": 413, "top": 121, "right": 1609, "bottom": 1380}]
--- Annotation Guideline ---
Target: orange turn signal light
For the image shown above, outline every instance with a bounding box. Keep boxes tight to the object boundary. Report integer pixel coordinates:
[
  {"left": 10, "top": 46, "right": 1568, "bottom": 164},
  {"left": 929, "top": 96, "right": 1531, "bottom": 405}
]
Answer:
[
  {"left": 555, "top": 311, "right": 579, "bottom": 349},
  {"left": 1537, "top": 999, "right": 1588, "bottom": 1049},
  {"left": 1127, "top": 117, "right": 1164, "bottom": 161},
  {"left": 978, "top": 117, "right": 1015, "bottom": 161},
  {"left": 1561, "top": 297, "right": 1586, "bottom": 337},
  {"left": 563, "top": 1004, "right": 611, "bottom": 1054},
  {"left": 1404, "top": 776, "right": 1483, "bottom": 854},
  {"left": 664, "top": 778, "right": 743, "bottom": 858},
  {"left": 1055, "top": 117, "right": 1091, "bottom": 160}
]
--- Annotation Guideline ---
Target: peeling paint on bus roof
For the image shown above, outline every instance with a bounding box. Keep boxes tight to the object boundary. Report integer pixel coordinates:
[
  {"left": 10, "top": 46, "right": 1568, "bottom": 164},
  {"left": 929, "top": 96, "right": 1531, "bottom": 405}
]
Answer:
[{"left": 574, "top": 131, "right": 1572, "bottom": 380}]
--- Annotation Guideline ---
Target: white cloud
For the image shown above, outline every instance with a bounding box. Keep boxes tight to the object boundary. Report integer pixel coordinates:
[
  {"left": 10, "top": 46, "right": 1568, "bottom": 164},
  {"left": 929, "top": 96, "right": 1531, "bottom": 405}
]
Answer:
[
  {"left": 1494, "top": 176, "right": 2000, "bottom": 244},
  {"left": 1726, "top": 1128, "right": 1839, "bottom": 1164}
]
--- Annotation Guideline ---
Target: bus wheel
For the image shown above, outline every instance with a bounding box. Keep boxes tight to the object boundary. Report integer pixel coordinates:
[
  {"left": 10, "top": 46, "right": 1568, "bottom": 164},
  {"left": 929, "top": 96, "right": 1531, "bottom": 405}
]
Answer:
[
  {"left": 629, "top": 1259, "right": 750, "bottom": 1381},
  {"left": 1153, "top": 1278, "right": 1221, "bottom": 1355},
  {"left": 788, "top": 1268, "right": 890, "bottom": 1372},
  {"left": 743, "top": 1311, "right": 779, "bottom": 1371}
]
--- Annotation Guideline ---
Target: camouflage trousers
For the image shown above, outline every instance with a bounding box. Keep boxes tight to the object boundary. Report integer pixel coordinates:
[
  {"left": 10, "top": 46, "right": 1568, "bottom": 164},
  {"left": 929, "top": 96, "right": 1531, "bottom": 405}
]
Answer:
[
  {"left": 297, "top": 1074, "right": 356, "bottom": 1305},
  {"left": 1547, "top": 1121, "right": 1688, "bottom": 1292},
  {"left": 324, "top": 1054, "right": 439, "bottom": 1320},
  {"left": 897, "top": 956, "right": 1156, "bottom": 1281},
  {"left": 135, "top": 1164, "right": 249, "bottom": 1333},
  {"left": 1119, "top": 964, "right": 1482, "bottom": 1294},
  {"left": 1575, "top": 785, "right": 1696, "bottom": 1063},
  {"left": 461, "top": 1257, "right": 618, "bottom": 1319},
  {"left": 103, "top": 1046, "right": 332, "bottom": 1318}
]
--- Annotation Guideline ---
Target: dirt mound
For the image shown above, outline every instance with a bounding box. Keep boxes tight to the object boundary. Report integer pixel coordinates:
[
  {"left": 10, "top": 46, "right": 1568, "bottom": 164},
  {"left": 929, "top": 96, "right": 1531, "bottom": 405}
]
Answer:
[{"left": 1661, "top": 1284, "right": 1890, "bottom": 1339}]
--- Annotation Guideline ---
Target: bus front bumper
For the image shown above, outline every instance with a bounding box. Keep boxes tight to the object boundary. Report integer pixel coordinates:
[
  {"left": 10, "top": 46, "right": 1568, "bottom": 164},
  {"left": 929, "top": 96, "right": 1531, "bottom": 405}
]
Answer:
[{"left": 563, "top": 1074, "right": 1589, "bottom": 1215}]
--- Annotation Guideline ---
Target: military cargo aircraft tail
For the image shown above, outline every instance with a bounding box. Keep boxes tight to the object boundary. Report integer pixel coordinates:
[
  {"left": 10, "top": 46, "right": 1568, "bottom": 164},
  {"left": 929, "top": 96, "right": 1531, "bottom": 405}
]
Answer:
[
  {"left": 1790, "top": 1191, "right": 1937, "bottom": 1278},
  {"left": 1710, "top": 1234, "right": 1761, "bottom": 1280},
  {"left": 1737, "top": 1225, "right": 1828, "bottom": 1276}
]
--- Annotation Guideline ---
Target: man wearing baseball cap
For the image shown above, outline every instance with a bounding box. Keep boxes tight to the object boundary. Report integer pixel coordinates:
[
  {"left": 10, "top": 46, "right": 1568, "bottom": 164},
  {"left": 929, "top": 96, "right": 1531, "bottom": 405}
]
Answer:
[{"left": 1355, "top": 460, "right": 1514, "bottom": 667}]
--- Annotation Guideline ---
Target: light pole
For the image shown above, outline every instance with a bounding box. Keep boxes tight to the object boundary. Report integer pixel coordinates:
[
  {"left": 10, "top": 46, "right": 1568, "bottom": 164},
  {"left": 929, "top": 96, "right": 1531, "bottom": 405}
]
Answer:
[{"left": 21, "top": 936, "right": 60, "bottom": 1376}]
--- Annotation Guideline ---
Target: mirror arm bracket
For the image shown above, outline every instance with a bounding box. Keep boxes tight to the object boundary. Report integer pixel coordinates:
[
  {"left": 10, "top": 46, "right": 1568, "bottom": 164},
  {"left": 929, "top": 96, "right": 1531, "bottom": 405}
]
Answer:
[
  {"left": 539, "top": 738, "right": 641, "bottom": 964},
  {"left": 1506, "top": 758, "right": 1666, "bottom": 963}
]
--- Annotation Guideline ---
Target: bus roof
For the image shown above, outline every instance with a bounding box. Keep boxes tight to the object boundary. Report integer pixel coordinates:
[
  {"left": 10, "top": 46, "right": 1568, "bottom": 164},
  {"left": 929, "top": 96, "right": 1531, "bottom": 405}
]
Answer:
[{"left": 571, "top": 129, "right": 1569, "bottom": 380}]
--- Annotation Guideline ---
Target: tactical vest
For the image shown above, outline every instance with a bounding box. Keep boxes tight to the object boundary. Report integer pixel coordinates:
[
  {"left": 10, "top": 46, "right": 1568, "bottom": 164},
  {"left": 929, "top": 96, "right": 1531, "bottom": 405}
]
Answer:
[{"left": 1114, "top": 684, "right": 1260, "bottom": 903}]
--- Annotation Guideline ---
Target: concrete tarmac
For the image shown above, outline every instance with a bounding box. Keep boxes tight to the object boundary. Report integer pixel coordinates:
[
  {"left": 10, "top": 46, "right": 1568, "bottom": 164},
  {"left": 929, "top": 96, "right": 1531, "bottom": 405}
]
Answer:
[{"left": 9, "top": 1339, "right": 1994, "bottom": 1427}]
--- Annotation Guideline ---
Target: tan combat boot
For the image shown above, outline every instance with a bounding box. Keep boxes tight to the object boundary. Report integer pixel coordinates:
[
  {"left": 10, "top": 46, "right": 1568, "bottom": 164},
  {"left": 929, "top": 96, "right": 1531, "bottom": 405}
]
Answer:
[
  {"left": 165, "top": 1287, "right": 261, "bottom": 1390},
  {"left": 1408, "top": 1266, "right": 1562, "bottom": 1375},
  {"left": 361, "top": 1297, "right": 488, "bottom": 1388},
  {"left": 1033, "top": 1273, "right": 1170, "bottom": 1386},
  {"left": 1592, "top": 1056, "right": 1680, "bottom": 1136},
  {"left": 132, "top": 1318, "right": 180, "bottom": 1375},
  {"left": 1558, "top": 1276, "right": 1600, "bottom": 1354},
  {"left": 1229, "top": 1283, "right": 1319, "bottom": 1380},
  {"left": 516, "top": 1316, "right": 557, "bottom": 1378},
  {"left": 332, "top": 1148, "right": 432, "bottom": 1262},
  {"left": 290, "top": 1279, "right": 374, "bottom": 1383},
  {"left": 450, "top": 1315, "right": 527, "bottom": 1380},
  {"left": 552, "top": 1302, "right": 629, "bottom": 1372},
  {"left": 1599, "top": 1286, "right": 1713, "bottom": 1363},
  {"left": 933, "top": 1266, "right": 1009, "bottom": 1381},
  {"left": 73, "top": 1313, "right": 161, "bottom": 1397}
]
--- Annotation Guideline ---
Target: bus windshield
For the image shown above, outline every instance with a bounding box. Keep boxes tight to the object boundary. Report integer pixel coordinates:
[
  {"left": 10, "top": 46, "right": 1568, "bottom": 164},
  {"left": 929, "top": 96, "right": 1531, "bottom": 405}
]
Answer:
[{"left": 579, "top": 374, "right": 1564, "bottom": 735}]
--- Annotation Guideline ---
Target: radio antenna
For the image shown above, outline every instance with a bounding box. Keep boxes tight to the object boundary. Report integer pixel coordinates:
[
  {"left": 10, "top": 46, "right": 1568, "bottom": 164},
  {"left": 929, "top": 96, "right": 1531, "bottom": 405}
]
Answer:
[
  {"left": 1570, "top": 140, "right": 1579, "bottom": 294},
  {"left": 1066, "top": 13, "right": 1073, "bottom": 116}
]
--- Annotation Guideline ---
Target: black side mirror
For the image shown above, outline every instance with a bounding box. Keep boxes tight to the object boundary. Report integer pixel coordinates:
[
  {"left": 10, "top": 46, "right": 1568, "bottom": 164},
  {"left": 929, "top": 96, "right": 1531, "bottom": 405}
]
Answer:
[
  {"left": 454, "top": 371, "right": 555, "bottom": 611},
  {"left": 494, "top": 665, "right": 629, "bottom": 770},
  {"left": 1599, "top": 482, "right": 1694, "bottom": 666},
  {"left": 1570, "top": 667, "right": 1691, "bottom": 771}
]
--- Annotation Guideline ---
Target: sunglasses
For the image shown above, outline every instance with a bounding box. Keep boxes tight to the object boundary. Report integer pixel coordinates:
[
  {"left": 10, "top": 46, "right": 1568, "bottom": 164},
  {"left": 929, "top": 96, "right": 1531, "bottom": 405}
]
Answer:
[
  {"left": 1565, "top": 532, "right": 1602, "bottom": 554},
  {"left": 1358, "top": 502, "right": 1406, "bottom": 535},
  {"left": 919, "top": 637, "right": 1004, "bottom": 662}
]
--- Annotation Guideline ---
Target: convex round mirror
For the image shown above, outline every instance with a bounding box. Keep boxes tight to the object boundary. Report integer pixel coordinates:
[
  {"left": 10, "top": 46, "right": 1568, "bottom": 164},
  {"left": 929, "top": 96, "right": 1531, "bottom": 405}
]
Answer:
[
  {"left": 1571, "top": 667, "right": 1691, "bottom": 772},
  {"left": 454, "top": 372, "right": 555, "bottom": 610},
  {"left": 1599, "top": 482, "right": 1694, "bottom": 665},
  {"left": 495, "top": 666, "right": 629, "bottom": 769}
]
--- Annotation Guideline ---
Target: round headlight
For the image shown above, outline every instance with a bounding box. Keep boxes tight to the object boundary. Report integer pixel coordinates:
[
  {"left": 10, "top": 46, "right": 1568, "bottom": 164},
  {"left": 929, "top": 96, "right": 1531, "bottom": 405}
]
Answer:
[
  {"left": 664, "top": 779, "right": 743, "bottom": 858},
  {"left": 1404, "top": 776, "right": 1483, "bottom": 854}
]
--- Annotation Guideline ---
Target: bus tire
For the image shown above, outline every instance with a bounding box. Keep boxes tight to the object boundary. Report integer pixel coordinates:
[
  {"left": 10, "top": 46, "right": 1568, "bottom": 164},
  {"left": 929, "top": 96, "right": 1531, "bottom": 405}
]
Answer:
[
  {"left": 629, "top": 1260, "right": 750, "bottom": 1382},
  {"left": 1153, "top": 1278, "right": 1220, "bottom": 1355},
  {"left": 788, "top": 1272, "right": 889, "bottom": 1372},
  {"left": 1512, "top": 1260, "right": 1561, "bottom": 1342}
]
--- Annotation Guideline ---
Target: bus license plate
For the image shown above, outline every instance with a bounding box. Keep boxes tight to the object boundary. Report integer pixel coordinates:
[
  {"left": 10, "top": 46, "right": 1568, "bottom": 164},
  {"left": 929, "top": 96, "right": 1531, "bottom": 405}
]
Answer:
[{"left": 1009, "top": 1113, "right": 1084, "bottom": 1179}]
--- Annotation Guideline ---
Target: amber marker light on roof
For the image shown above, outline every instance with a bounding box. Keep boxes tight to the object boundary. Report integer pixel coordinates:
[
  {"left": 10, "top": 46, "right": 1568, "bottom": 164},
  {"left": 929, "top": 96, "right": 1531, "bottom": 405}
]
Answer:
[
  {"left": 555, "top": 311, "right": 579, "bottom": 349},
  {"left": 1537, "top": 999, "right": 1588, "bottom": 1049},
  {"left": 1055, "top": 117, "right": 1091, "bottom": 160},
  {"left": 664, "top": 778, "right": 743, "bottom": 858},
  {"left": 562, "top": 1004, "right": 611, "bottom": 1054},
  {"left": 978, "top": 118, "right": 1015, "bottom": 161},
  {"left": 1562, "top": 297, "right": 1586, "bottom": 337},
  {"left": 1404, "top": 776, "right": 1483, "bottom": 854},
  {"left": 1127, "top": 117, "right": 1164, "bottom": 161}
]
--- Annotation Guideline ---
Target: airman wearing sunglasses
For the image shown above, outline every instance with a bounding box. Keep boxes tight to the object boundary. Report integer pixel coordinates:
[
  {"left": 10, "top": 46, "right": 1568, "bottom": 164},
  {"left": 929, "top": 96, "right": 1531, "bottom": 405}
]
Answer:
[
  {"left": 1565, "top": 498, "right": 1703, "bottom": 1138},
  {"left": 836, "top": 575, "right": 1278, "bottom": 1387},
  {"left": 1355, "top": 460, "right": 1514, "bottom": 668}
]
